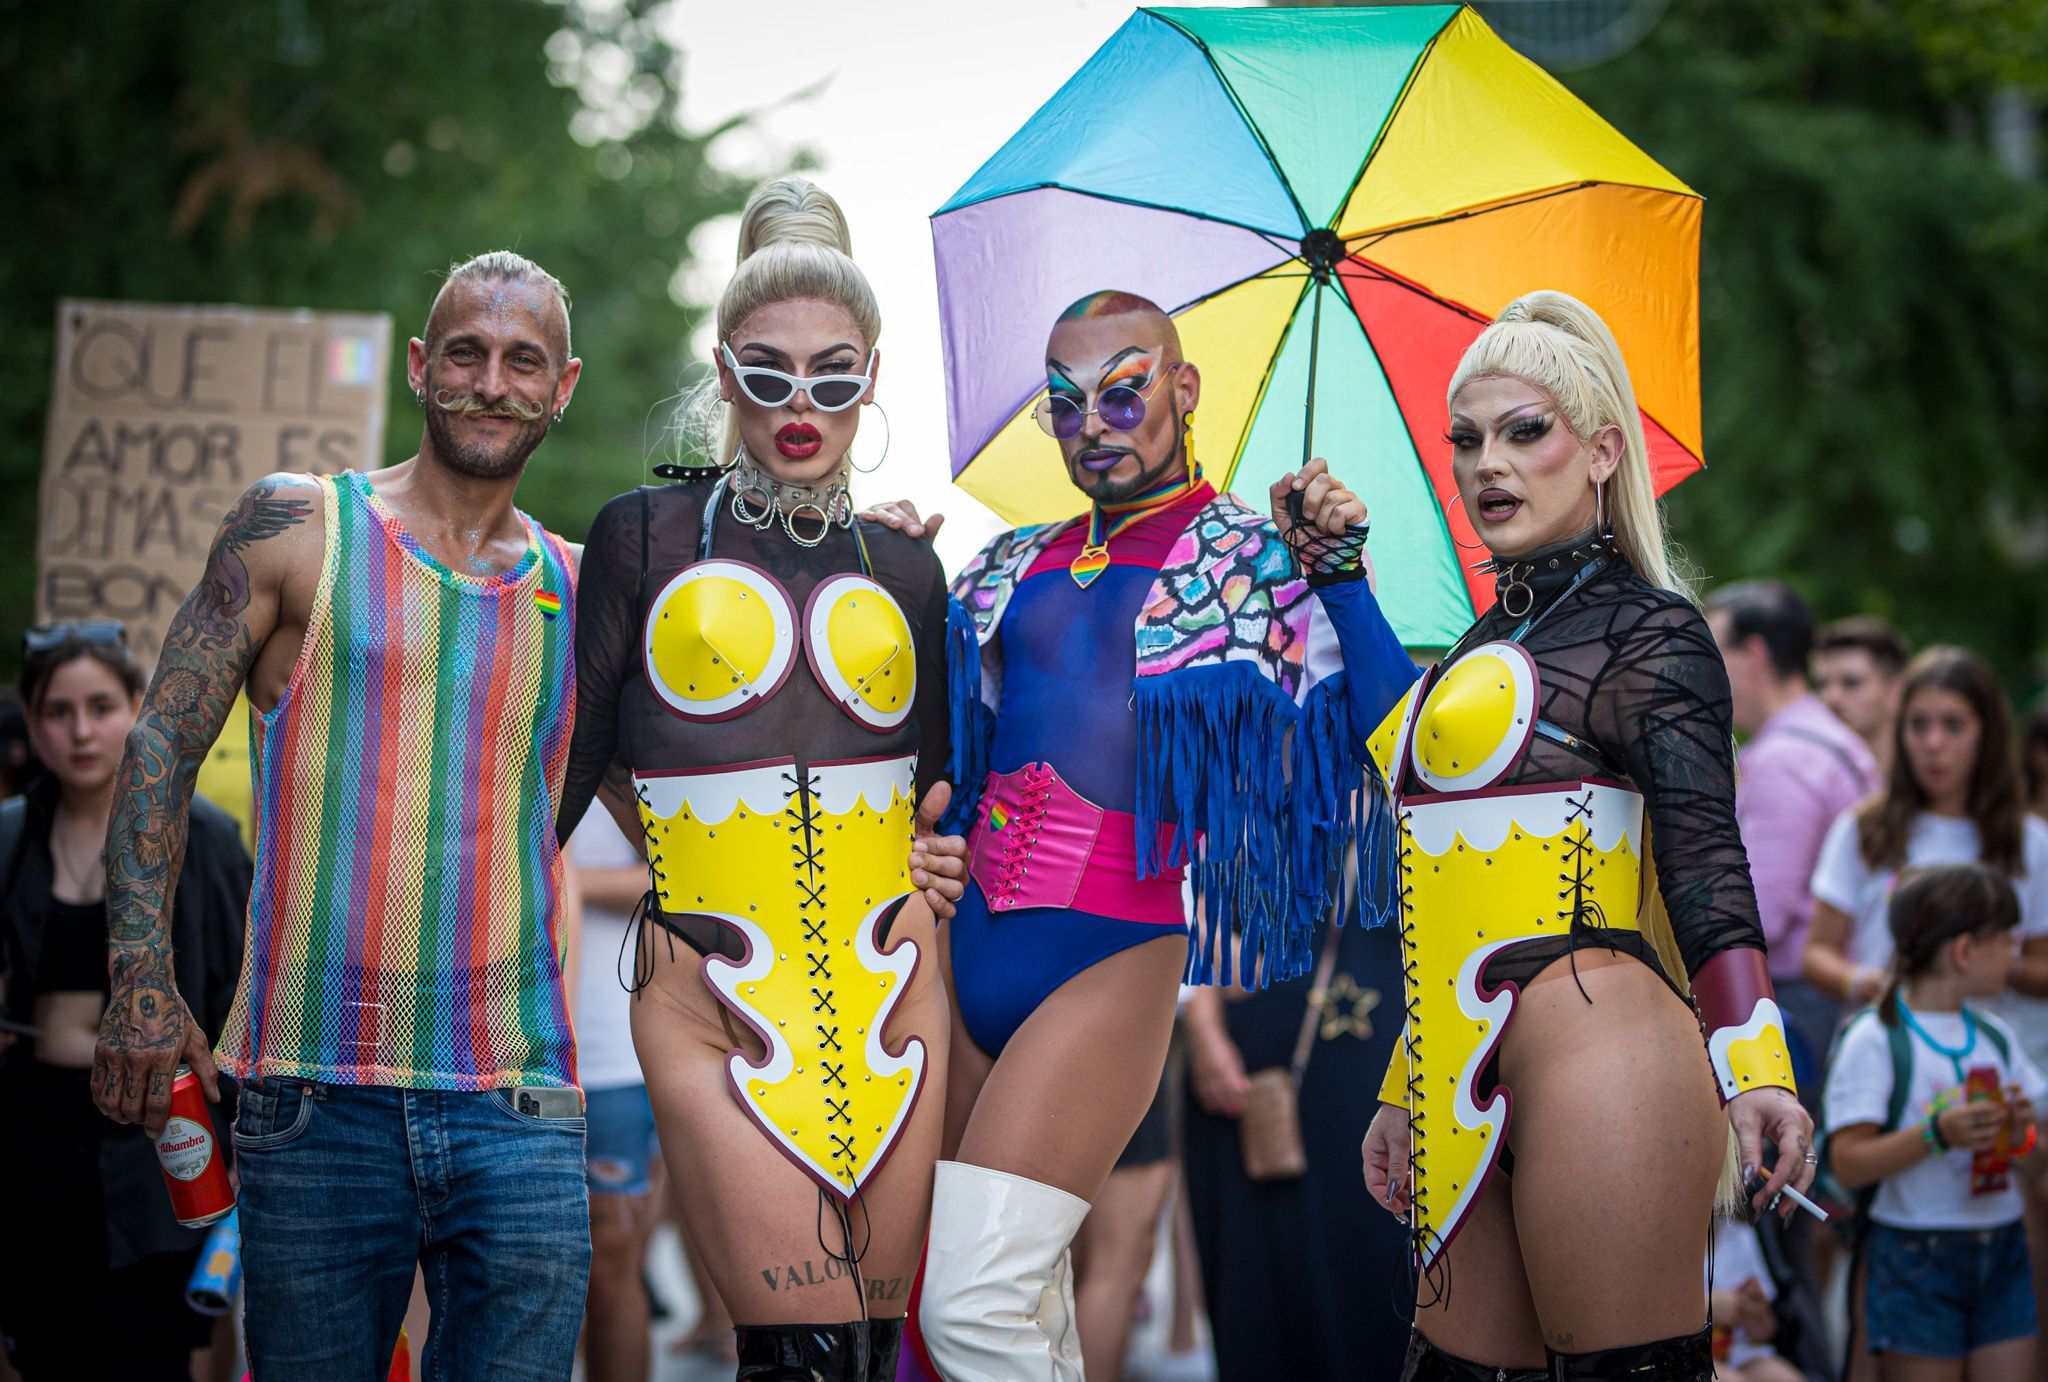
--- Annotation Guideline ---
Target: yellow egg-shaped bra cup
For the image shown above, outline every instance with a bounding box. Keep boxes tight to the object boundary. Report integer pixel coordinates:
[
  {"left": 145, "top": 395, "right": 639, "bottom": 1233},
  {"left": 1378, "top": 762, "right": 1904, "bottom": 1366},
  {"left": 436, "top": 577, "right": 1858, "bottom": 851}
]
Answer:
[
  {"left": 806, "top": 574, "right": 915, "bottom": 731},
  {"left": 1411, "top": 642, "right": 1538, "bottom": 792},
  {"left": 643, "top": 561, "right": 796, "bottom": 721}
]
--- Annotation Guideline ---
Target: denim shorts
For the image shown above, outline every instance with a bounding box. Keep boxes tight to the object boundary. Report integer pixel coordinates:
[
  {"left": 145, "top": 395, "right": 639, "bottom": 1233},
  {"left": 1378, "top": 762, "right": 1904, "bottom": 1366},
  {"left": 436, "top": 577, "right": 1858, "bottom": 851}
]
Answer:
[
  {"left": 1866, "top": 1220, "right": 2037, "bottom": 1357},
  {"left": 584, "top": 1083, "right": 659, "bottom": 1197}
]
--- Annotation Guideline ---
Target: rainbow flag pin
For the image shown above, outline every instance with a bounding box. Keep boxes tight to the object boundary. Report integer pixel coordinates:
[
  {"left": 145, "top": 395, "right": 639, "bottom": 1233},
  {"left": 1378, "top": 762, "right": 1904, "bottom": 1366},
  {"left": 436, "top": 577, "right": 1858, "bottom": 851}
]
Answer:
[
  {"left": 988, "top": 801, "right": 1010, "bottom": 831},
  {"left": 534, "top": 589, "right": 562, "bottom": 620}
]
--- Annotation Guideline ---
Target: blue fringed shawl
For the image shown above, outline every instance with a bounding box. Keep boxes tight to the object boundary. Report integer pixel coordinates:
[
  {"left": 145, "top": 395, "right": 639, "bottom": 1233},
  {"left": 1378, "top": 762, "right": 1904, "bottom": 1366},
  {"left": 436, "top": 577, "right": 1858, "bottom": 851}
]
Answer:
[{"left": 945, "top": 495, "right": 1391, "bottom": 987}]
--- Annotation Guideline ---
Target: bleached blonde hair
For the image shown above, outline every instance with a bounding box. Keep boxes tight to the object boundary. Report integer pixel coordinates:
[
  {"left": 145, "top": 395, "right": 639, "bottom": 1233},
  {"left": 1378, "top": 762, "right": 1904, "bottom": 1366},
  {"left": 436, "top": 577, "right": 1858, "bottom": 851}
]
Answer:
[
  {"left": 679, "top": 178, "right": 881, "bottom": 465},
  {"left": 1447, "top": 290, "right": 1687, "bottom": 600}
]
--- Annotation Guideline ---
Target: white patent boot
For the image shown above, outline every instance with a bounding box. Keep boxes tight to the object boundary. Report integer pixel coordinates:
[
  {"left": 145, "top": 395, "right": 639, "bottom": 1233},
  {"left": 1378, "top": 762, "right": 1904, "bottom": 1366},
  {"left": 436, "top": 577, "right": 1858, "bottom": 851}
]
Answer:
[{"left": 919, "top": 1160, "right": 1090, "bottom": 1381}]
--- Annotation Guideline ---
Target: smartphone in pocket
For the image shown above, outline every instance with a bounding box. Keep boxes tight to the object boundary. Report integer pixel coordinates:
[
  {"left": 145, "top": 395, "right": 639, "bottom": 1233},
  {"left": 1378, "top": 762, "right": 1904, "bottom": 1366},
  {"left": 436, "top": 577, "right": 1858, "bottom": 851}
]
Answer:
[{"left": 511, "top": 1085, "right": 584, "bottom": 1120}]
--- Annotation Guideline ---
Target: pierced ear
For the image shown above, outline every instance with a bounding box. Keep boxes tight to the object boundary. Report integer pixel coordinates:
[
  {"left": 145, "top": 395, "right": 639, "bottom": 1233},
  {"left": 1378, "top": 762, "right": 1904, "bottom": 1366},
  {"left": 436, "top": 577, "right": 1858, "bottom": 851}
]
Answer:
[{"left": 1588, "top": 424, "right": 1624, "bottom": 484}]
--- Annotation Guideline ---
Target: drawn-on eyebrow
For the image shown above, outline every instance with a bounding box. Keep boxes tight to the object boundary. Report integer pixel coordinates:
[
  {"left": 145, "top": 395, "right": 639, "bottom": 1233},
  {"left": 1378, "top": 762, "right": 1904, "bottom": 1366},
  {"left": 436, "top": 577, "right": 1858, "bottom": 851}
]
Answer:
[
  {"left": 1095, "top": 347, "right": 1149, "bottom": 380},
  {"left": 1100, "top": 352, "right": 1159, "bottom": 389},
  {"left": 1046, "top": 347, "right": 1154, "bottom": 388}
]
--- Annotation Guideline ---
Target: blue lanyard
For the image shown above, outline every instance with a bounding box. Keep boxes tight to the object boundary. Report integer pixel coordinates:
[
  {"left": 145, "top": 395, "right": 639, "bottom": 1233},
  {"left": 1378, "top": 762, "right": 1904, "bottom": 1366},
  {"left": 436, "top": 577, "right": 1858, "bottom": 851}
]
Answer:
[
  {"left": 1507, "top": 556, "right": 1608, "bottom": 644},
  {"left": 1898, "top": 997, "right": 1980, "bottom": 1085}
]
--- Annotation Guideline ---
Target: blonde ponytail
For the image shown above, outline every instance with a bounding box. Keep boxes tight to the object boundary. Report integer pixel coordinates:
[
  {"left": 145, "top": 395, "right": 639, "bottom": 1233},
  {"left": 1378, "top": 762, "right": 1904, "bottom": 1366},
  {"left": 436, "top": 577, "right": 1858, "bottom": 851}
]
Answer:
[
  {"left": 676, "top": 177, "right": 882, "bottom": 467},
  {"left": 1447, "top": 290, "right": 1689, "bottom": 601}
]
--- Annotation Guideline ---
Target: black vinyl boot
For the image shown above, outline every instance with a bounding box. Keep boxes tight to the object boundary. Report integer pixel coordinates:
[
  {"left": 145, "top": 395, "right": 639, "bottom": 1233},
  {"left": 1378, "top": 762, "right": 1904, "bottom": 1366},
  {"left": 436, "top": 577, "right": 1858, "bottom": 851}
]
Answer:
[
  {"left": 866, "top": 1317, "right": 903, "bottom": 1379},
  {"left": 734, "top": 1320, "right": 875, "bottom": 1381},
  {"left": 1402, "top": 1330, "right": 1550, "bottom": 1382},
  {"left": 1547, "top": 1325, "right": 1713, "bottom": 1381}
]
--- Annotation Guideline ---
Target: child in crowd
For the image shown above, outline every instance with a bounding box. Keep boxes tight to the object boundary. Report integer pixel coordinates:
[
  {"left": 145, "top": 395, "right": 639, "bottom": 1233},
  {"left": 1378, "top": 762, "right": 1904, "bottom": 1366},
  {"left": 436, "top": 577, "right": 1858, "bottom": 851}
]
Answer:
[
  {"left": 1826, "top": 863, "right": 2045, "bottom": 1381},
  {"left": 1708, "top": 1217, "right": 1802, "bottom": 1381}
]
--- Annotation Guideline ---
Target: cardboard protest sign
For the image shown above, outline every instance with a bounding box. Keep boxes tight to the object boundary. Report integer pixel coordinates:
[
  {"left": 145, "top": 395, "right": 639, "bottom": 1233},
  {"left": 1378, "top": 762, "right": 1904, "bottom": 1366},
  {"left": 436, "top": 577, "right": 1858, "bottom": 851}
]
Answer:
[{"left": 36, "top": 299, "right": 392, "bottom": 663}]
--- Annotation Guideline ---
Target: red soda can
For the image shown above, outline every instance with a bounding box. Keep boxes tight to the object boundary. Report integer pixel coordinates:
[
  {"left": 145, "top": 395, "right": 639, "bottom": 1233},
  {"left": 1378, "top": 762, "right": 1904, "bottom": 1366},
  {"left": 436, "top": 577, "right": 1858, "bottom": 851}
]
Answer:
[{"left": 154, "top": 1065, "right": 235, "bottom": 1227}]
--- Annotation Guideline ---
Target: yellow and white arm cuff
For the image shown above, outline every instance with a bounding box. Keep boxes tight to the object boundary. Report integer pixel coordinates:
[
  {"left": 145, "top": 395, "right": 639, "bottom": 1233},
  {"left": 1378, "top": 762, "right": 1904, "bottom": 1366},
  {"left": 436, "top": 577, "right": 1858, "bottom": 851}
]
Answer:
[{"left": 1705, "top": 997, "right": 1798, "bottom": 1102}]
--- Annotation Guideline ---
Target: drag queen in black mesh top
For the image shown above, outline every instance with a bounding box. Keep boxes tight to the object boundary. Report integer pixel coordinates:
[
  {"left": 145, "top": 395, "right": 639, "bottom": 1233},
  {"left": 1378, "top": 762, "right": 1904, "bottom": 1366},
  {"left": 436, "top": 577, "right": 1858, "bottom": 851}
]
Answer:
[
  {"left": 1323, "top": 292, "right": 1816, "bottom": 1382},
  {"left": 555, "top": 179, "right": 961, "bottom": 1381}
]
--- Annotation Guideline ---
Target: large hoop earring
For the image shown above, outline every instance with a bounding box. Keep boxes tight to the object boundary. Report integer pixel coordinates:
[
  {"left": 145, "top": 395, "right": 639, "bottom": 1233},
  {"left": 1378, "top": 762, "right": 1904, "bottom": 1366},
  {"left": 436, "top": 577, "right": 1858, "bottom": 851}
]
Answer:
[
  {"left": 1447, "top": 492, "right": 1489, "bottom": 551},
  {"left": 849, "top": 400, "right": 891, "bottom": 475}
]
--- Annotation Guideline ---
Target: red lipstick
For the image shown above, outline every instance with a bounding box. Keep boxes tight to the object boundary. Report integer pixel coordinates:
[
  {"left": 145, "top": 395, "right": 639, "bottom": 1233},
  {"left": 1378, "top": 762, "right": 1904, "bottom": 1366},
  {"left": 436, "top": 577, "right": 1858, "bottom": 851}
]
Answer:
[{"left": 775, "top": 423, "right": 821, "bottom": 461}]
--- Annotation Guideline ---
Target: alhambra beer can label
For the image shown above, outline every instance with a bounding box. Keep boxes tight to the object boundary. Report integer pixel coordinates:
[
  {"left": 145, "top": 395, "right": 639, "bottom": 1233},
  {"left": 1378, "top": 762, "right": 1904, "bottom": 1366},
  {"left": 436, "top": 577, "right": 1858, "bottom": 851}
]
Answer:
[{"left": 154, "top": 1065, "right": 234, "bottom": 1227}]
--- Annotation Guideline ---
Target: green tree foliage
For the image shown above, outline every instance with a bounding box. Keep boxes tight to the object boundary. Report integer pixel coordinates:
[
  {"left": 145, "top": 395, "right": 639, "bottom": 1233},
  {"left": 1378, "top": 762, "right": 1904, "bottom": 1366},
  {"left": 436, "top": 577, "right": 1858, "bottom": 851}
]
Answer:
[
  {"left": 0, "top": 0, "right": 765, "bottom": 670},
  {"left": 1568, "top": 0, "right": 2048, "bottom": 692}
]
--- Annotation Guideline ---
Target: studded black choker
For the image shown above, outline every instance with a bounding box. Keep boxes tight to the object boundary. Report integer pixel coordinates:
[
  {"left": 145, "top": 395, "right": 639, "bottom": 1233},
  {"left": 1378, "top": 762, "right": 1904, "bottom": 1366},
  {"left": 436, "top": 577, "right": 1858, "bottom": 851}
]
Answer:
[{"left": 1482, "top": 528, "right": 1613, "bottom": 619}]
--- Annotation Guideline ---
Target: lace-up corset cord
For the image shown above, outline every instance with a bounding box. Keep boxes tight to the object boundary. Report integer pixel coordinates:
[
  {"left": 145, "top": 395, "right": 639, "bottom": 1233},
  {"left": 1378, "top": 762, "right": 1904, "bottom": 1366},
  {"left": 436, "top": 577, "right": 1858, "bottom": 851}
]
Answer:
[
  {"left": 555, "top": 477, "right": 950, "bottom": 1201},
  {"left": 558, "top": 476, "right": 951, "bottom": 944},
  {"left": 1316, "top": 531, "right": 1796, "bottom": 1267}
]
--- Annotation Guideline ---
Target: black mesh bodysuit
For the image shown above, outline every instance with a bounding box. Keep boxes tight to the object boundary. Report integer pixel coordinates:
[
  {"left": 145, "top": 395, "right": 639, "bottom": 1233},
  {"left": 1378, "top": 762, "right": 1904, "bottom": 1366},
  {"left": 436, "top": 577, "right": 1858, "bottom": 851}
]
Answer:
[
  {"left": 1400, "top": 532, "right": 1767, "bottom": 989},
  {"left": 557, "top": 477, "right": 951, "bottom": 961}
]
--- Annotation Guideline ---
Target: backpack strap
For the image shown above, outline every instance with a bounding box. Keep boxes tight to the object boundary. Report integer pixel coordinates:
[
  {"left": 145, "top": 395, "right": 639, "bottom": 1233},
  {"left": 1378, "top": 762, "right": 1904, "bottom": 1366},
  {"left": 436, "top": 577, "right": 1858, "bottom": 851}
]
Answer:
[
  {"left": 0, "top": 796, "right": 27, "bottom": 906},
  {"left": 0, "top": 795, "right": 28, "bottom": 995},
  {"left": 1882, "top": 1013, "right": 1915, "bottom": 1134},
  {"left": 1976, "top": 1008, "right": 2013, "bottom": 1066}
]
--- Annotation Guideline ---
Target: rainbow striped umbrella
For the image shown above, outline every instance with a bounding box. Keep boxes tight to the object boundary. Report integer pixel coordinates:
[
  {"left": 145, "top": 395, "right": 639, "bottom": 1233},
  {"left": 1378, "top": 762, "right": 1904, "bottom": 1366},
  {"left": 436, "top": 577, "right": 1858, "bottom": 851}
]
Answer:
[{"left": 932, "top": 4, "right": 1701, "bottom": 646}]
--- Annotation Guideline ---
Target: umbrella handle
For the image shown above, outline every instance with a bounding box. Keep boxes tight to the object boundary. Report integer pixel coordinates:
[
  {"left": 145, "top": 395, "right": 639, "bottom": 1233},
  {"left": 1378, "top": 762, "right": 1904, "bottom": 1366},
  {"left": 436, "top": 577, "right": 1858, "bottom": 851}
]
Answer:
[{"left": 1302, "top": 277, "right": 1325, "bottom": 473}]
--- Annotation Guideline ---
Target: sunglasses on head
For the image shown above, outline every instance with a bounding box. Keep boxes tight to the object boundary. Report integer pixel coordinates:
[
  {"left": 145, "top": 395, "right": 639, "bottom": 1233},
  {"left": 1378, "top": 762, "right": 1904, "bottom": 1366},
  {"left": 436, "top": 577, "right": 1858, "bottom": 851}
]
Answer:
[
  {"left": 1034, "top": 361, "right": 1184, "bottom": 441},
  {"left": 720, "top": 343, "right": 875, "bottom": 413},
  {"left": 23, "top": 620, "right": 127, "bottom": 655}
]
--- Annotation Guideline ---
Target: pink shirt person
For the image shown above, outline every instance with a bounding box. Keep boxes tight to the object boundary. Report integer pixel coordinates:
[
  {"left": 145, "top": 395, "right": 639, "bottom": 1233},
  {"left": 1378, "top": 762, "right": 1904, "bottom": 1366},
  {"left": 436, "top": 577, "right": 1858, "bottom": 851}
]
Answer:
[{"left": 1735, "top": 692, "right": 1878, "bottom": 978}]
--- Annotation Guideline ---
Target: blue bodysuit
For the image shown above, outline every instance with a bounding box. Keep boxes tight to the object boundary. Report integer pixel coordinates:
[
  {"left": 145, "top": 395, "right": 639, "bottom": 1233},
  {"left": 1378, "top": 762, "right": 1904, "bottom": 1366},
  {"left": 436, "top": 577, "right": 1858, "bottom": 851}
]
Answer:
[
  {"left": 948, "top": 486, "right": 1214, "bottom": 1055},
  {"left": 948, "top": 486, "right": 1419, "bottom": 1055}
]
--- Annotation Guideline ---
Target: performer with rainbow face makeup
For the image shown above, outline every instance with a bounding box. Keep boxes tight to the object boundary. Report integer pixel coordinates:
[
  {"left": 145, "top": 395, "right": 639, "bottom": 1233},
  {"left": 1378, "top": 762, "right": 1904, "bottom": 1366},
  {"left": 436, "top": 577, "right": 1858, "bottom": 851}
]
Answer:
[
  {"left": 868, "top": 289, "right": 1416, "bottom": 1381},
  {"left": 556, "top": 179, "right": 968, "bottom": 1382}
]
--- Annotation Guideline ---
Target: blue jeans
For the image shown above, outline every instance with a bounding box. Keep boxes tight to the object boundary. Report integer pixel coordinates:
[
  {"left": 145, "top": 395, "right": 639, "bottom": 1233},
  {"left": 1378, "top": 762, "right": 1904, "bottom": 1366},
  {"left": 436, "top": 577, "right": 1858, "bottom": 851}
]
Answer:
[
  {"left": 1866, "top": 1221, "right": 2037, "bottom": 1358},
  {"left": 233, "top": 1078, "right": 590, "bottom": 1381}
]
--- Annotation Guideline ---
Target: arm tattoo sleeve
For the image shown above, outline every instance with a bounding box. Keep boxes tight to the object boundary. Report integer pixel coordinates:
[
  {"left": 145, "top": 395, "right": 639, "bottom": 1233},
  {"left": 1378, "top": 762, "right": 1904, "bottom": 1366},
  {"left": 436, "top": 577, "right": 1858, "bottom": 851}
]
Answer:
[{"left": 105, "top": 482, "right": 310, "bottom": 997}]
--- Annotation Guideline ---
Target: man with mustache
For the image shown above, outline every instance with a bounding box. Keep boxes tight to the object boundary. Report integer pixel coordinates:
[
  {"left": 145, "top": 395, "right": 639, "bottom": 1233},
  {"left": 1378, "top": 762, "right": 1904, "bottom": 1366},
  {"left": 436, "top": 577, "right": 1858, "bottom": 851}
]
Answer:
[
  {"left": 92, "top": 252, "right": 593, "bottom": 1380},
  {"left": 871, "top": 289, "right": 1416, "bottom": 1378}
]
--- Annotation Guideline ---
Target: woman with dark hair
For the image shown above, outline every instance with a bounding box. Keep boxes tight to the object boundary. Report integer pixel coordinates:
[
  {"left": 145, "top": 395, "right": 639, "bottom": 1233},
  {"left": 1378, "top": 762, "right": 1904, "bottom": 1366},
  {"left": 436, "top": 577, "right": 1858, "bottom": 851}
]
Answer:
[
  {"left": 1799, "top": 648, "right": 2048, "bottom": 1365},
  {"left": 0, "top": 621, "right": 251, "bottom": 1380},
  {"left": 1800, "top": 647, "right": 2048, "bottom": 1045}
]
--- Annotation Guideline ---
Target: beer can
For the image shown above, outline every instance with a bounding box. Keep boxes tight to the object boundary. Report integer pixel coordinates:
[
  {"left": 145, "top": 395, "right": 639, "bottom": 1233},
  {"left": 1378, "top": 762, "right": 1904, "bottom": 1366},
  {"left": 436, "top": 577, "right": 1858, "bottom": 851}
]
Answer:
[{"left": 154, "top": 1065, "right": 235, "bottom": 1227}]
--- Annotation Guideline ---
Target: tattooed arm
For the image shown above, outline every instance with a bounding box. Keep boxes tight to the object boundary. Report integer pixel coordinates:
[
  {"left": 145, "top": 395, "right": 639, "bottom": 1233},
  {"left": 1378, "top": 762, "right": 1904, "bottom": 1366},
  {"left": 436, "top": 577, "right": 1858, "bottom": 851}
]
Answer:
[{"left": 93, "top": 476, "right": 316, "bottom": 1133}]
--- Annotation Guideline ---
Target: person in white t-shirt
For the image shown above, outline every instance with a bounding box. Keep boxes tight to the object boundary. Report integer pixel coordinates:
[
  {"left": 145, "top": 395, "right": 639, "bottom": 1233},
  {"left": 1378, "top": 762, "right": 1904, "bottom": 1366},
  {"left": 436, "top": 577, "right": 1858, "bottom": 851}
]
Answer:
[
  {"left": 1802, "top": 647, "right": 2048, "bottom": 1066},
  {"left": 570, "top": 810, "right": 663, "bottom": 1382},
  {"left": 1825, "top": 863, "right": 2044, "bottom": 1380},
  {"left": 1706, "top": 1219, "right": 1800, "bottom": 1382}
]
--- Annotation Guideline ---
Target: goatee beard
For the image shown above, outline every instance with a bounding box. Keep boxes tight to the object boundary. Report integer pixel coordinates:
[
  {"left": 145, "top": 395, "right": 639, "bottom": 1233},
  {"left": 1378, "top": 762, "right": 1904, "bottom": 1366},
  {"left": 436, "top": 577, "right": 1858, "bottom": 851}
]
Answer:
[
  {"left": 424, "top": 407, "right": 547, "bottom": 481},
  {"left": 1071, "top": 442, "right": 1184, "bottom": 505}
]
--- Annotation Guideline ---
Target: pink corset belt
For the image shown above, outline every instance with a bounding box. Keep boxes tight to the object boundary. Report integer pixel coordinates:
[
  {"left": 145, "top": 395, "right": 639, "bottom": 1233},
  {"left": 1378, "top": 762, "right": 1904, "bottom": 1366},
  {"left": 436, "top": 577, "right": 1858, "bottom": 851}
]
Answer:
[{"left": 967, "top": 763, "right": 1186, "bottom": 925}]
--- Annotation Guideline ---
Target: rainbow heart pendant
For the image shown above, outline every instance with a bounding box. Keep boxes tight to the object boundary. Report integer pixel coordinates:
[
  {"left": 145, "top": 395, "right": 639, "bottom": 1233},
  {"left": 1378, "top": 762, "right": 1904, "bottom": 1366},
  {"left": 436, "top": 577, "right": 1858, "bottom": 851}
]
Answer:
[{"left": 1069, "top": 545, "right": 1111, "bottom": 589}]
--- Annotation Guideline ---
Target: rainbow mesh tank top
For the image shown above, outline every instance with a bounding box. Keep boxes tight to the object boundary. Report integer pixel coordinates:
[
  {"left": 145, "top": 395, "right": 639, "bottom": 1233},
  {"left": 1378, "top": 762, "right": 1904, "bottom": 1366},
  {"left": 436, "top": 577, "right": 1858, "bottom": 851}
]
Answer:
[{"left": 215, "top": 469, "right": 579, "bottom": 1089}]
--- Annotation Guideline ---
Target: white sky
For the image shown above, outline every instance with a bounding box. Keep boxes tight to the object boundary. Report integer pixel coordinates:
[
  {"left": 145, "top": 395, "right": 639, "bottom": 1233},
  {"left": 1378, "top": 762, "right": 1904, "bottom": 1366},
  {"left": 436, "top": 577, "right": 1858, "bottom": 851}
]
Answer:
[{"left": 663, "top": 0, "right": 1236, "bottom": 573}]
